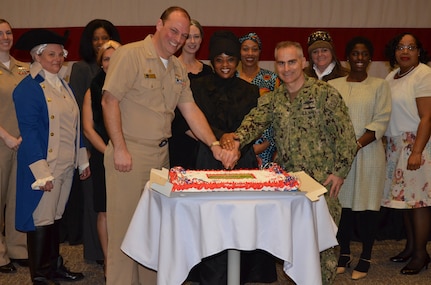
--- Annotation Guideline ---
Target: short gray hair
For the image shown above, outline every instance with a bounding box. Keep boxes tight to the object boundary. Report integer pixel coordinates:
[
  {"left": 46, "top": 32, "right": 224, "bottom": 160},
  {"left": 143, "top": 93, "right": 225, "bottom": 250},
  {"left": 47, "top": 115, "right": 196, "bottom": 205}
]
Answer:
[
  {"left": 30, "top": 44, "right": 68, "bottom": 61},
  {"left": 274, "top": 41, "right": 304, "bottom": 60}
]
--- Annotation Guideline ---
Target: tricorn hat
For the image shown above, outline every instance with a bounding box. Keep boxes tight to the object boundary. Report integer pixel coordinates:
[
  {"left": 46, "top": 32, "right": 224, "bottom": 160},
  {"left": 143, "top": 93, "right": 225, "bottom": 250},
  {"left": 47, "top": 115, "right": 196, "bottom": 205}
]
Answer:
[{"left": 14, "top": 29, "right": 68, "bottom": 51}]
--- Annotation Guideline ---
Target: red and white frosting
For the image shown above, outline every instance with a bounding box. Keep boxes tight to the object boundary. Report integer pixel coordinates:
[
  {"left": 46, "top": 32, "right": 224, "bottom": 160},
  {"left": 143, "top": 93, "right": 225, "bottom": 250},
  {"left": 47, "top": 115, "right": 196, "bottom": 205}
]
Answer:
[{"left": 169, "top": 164, "right": 300, "bottom": 192}]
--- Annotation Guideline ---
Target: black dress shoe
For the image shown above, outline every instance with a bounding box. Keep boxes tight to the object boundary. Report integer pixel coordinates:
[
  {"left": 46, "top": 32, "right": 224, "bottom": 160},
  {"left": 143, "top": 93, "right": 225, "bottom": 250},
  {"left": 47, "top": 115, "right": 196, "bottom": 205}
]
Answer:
[
  {"left": 0, "top": 262, "right": 17, "bottom": 273},
  {"left": 33, "top": 277, "right": 60, "bottom": 285},
  {"left": 390, "top": 254, "right": 411, "bottom": 263},
  {"left": 96, "top": 259, "right": 104, "bottom": 265},
  {"left": 11, "top": 258, "right": 29, "bottom": 267},
  {"left": 52, "top": 265, "right": 84, "bottom": 282}
]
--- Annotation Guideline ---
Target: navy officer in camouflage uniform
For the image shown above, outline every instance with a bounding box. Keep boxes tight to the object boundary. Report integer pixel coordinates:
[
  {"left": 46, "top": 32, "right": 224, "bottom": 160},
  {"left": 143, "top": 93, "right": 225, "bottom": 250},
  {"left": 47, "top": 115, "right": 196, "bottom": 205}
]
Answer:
[{"left": 221, "top": 41, "right": 357, "bottom": 285}]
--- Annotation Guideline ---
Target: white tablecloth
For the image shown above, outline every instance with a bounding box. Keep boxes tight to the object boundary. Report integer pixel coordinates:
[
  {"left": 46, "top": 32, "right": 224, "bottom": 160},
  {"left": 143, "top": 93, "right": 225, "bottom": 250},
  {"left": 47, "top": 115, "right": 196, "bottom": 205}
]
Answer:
[{"left": 121, "top": 183, "right": 338, "bottom": 285}]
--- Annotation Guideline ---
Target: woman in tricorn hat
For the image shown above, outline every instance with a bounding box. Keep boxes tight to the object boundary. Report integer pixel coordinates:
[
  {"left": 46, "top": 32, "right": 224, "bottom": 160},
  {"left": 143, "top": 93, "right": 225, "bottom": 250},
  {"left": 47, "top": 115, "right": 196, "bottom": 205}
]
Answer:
[{"left": 13, "top": 29, "right": 90, "bottom": 285}]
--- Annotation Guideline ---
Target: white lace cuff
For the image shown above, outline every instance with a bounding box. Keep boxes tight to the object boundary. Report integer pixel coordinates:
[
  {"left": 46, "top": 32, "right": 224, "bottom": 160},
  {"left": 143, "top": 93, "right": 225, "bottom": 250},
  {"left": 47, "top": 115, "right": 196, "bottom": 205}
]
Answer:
[
  {"left": 31, "top": 176, "right": 55, "bottom": 190},
  {"left": 78, "top": 162, "right": 90, "bottom": 174}
]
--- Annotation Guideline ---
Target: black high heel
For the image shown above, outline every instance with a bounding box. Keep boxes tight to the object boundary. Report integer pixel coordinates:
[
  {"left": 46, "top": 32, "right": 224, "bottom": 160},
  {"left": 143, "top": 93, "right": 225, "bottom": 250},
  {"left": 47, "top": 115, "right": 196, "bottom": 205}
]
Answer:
[
  {"left": 336, "top": 254, "right": 352, "bottom": 274},
  {"left": 400, "top": 255, "right": 430, "bottom": 275},
  {"left": 390, "top": 252, "right": 412, "bottom": 263}
]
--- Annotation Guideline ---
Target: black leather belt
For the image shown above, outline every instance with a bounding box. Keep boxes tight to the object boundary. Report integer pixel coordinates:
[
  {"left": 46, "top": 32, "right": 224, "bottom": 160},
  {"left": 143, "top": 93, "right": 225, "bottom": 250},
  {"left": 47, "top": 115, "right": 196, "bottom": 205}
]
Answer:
[{"left": 159, "top": 139, "right": 168, "bottom": 147}]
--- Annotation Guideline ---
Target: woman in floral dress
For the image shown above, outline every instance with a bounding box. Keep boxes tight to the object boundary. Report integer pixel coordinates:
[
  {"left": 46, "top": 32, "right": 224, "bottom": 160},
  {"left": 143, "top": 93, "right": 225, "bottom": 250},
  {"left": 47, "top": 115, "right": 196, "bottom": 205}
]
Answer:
[{"left": 382, "top": 32, "right": 431, "bottom": 275}]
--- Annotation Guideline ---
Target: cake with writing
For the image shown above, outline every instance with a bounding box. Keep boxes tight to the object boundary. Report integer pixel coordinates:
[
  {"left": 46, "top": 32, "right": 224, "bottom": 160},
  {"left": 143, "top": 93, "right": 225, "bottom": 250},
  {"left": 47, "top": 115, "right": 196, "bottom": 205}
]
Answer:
[{"left": 169, "top": 164, "right": 300, "bottom": 192}]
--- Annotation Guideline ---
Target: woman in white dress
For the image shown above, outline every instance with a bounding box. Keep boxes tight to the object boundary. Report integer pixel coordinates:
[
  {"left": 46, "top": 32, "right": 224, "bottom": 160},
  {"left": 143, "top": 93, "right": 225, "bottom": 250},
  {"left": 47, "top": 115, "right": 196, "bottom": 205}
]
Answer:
[
  {"left": 329, "top": 36, "right": 391, "bottom": 280},
  {"left": 382, "top": 32, "right": 431, "bottom": 275}
]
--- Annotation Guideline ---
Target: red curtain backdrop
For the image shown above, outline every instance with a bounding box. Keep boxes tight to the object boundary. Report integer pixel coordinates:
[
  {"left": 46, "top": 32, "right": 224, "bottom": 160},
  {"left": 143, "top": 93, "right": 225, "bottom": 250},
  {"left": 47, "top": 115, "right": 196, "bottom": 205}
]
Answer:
[{"left": 11, "top": 26, "right": 431, "bottom": 63}]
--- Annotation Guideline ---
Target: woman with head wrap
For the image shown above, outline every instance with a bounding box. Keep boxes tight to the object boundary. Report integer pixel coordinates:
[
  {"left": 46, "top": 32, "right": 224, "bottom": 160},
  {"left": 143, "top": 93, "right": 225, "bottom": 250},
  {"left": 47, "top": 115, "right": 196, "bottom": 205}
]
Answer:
[
  {"left": 13, "top": 29, "right": 90, "bottom": 285},
  {"left": 238, "top": 32, "right": 279, "bottom": 94},
  {"left": 304, "top": 30, "right": 348, "bottom": 81},
  {"left": 189, "top": 30, "right": 277, "bottom": 285},
  {"left": 193, "top": 30, "right": 259, "bottom": 170},
  {"left": 237, "top": 32, "right": 279, "bottom": 167}
]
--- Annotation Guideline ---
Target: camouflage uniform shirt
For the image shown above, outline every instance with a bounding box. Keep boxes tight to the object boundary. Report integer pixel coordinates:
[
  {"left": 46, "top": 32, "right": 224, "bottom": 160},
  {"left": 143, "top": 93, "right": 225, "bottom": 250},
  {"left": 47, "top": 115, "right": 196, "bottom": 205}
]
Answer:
[{"left": 236, "top": 75, "right": 357, "bottom": 184}]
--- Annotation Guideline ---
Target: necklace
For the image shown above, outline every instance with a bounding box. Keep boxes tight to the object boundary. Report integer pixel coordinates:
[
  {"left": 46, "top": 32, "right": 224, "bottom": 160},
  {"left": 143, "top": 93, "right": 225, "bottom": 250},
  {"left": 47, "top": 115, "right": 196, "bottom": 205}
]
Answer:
[
  {"left": 396, "top": 65, "right": 415, "bottom": 78},
  {"left": 183, "top": 59, "right": 201, "bottom": 74},
  {"left": 241, "top": 68, "right": 259, "bottom": 82}
]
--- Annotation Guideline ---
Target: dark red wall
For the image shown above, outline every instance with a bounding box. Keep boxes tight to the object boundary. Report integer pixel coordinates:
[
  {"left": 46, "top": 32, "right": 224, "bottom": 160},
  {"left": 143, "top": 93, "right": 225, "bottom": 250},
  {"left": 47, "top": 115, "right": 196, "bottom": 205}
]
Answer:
[{"left": 11, "top": 26, "right": 431, "bottom": 62}]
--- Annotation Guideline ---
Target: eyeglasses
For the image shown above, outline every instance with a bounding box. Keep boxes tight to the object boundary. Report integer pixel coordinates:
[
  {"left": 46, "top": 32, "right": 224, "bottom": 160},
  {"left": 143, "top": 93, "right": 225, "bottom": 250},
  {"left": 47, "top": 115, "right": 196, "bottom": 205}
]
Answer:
[{"left": 396, "top": 45, "right": 417, "bottom": 51}]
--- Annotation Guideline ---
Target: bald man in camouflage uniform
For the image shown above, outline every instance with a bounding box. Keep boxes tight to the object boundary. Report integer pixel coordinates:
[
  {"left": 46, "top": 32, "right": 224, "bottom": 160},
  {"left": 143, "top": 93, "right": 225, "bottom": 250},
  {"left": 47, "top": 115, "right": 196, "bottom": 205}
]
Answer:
[{"left": 221, "top": 41, "right": 357, "bottom": 284}]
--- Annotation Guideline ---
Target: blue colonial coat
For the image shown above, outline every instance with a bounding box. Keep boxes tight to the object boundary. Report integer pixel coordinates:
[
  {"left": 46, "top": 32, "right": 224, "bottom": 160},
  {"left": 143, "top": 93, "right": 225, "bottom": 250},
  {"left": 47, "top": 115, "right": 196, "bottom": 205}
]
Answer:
[{"left": 13, "top": 62, "right": 87, "bottom": 232}]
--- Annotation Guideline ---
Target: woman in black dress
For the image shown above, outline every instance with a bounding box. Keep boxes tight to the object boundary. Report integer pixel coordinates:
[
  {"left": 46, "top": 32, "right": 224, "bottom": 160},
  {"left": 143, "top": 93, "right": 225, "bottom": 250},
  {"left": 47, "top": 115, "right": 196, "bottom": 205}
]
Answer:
[
  {"left": 82, "top": 40, "right": 121, "bottom": 278},
  {"left": 190, "top": 30, "right": 277, "bottom": 285},
  {"left": 169, "top": 19, "right": 212, "bottom": 169}
]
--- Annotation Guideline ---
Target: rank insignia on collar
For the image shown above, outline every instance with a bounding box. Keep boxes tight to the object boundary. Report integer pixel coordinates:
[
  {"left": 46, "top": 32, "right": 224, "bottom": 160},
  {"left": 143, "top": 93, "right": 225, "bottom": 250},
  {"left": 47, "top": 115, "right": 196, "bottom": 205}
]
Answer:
[{"left": 17, "top": 66, "right": 30, "bottom": 75}]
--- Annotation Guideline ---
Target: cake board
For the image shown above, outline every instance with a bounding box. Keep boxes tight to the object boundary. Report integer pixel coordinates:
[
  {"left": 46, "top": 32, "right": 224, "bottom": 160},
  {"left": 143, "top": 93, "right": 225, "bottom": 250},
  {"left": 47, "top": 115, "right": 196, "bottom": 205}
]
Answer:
[{"left": 149, "top": 168, "right": 327, "bottom": 202}]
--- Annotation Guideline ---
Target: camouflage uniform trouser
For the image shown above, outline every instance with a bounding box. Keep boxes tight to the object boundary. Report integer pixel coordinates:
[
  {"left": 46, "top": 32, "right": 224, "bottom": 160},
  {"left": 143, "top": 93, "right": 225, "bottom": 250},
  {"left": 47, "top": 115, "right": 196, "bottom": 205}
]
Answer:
[{"left": 320, "top": 194, "right": 341, "bottom": 285}]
